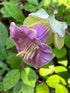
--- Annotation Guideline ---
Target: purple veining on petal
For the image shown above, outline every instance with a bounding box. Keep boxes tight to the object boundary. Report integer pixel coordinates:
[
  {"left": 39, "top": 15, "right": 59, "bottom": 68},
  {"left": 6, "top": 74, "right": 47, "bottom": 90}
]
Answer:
[
  {"left": 31, "top": 23, "right": 52, "bottom": 43},
  {"left": 9, "top": 22, "right": 55, "bottom": 69}
]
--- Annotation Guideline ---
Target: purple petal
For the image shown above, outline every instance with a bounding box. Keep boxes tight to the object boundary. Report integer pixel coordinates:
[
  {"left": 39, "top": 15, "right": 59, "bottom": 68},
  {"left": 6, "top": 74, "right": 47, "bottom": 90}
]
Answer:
[
  {"left": 35, "top": 44, "right": 55, "bottom": 68},
  {"left": 23, "top": 41, "right": 55, "bottom": 69},
  {"left": 10, "top": 22, "right": 55, "bottom": 69},
  {"left": 9, "top": 22, "right": 37, "bottom": 51},
  {"left": 31, "top": 23, "right": 52, "bottom": 43}
]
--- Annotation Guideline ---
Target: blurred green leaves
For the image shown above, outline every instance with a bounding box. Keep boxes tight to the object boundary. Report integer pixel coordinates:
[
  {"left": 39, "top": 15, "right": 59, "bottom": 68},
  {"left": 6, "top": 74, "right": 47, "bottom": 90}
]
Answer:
[
  {"left": 0, "top": 22, "right": 7, "bottom": 60},
  {"left": 23, "top": 3, "right": 37, "bottom": 12},
  {"left": 65, "top": 34, "right": 70, "bottom": 48},
  {"left": 46, "top": 74, "right": 66, "bottom": 88},
  {"left": 5, "top": 36, "right": 14, "bottom": 49},
  {"left": 3, "top": 70, "right": 20, "bottom": 91},
  {"left": 4, "top": 2, "right": 25, "bottom": 23},
  {"left": 56, "top": 84, "right": 69, "bottom": 93},
  {"left": 0, "top": 7, "right": 11, "bottom": 18},
  {"left": 13, "top": 82, "right": 34, "bottom": 93},
  {"left": 0, "top": 22, "right": 8, "bottom": 45},
  {"left": 39, "top": 61, "right": 55, "bottom": 76},
  {"left": 0, "top": 0, "right": 70, "bottom": 92},
  {"left": 21, "top": 67, "right": 38, "bottom": 87},
  {"left": 55, "top": 66, "right": 69, "bottom": 80},
  {"left": 7, "top": 54, "right": 22, "bottom": 69},
  {"left": 53, "top": 47, "right": 67, "bottom": 58},
  {"left": 27, "top": 0, "right": 38, "bottom": 5},
  {"left": 36, "top": 83, "right": 49, "bottom": 93}
]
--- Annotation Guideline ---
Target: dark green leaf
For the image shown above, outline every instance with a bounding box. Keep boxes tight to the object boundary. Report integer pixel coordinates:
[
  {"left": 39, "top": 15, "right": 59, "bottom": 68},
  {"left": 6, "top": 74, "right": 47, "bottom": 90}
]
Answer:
[
  {"left": 13, "top": 82, "right": 34, "bottom": 93},
  {"left": 27, "top": 0, "right": 38, "bottom": 5},
  {"left": 0, "top": 60, "right": 8, "bottom": 70},
  {"left": 3, "top": 69, "right": 20, "bottom": 91},
  {"left": 23, "top": 3, "right": 37, "bottom": 12},
  {"left": 64, "top": 34, "right": 70, "bottom": 48},
  {"left": 7, "top": 54, "right": 22, "bottom": 69},
  {"left": 4, "top": 2, "right": 25, "bottom": 22},
  {"left": 0, "top": 22, "right": 7, "bottom": 60},
  {"left": 53, "top": 47, "right": 67, "bottom": 58},
  {"left": 0, "top": 70, "right": 5, "bottom": 75},
  {"left": 1, "top": 7, "right": 11, "bottom": 18},
  {"left": 5, "top": 36, "right": 14, "bottom": 49},
  {"left": 0, "top": 22, "right": 8, "bottom": 45}
]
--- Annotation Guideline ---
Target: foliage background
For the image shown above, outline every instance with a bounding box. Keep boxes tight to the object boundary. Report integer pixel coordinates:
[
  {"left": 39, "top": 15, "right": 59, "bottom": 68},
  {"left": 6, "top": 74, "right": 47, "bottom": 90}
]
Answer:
[{"left": 0, "top": 0, "right": 70, "bottom": 93}]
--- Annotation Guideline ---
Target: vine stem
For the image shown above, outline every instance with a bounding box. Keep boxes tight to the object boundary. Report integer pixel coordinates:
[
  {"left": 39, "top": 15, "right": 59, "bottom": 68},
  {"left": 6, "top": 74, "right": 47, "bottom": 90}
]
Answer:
[
  {"left": 0, "top": 3, "right": 4, "bottom": 5},
  {"left": 66, "top": 31, "right": 70, "bottom": 36}
]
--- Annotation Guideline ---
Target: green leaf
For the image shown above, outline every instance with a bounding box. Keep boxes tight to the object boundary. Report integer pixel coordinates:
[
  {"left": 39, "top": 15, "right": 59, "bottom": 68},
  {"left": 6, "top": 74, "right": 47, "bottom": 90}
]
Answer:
[
  {"left": 0, "top": 60, "right": 8, "bottom": 69},
  {"left": 5, "top": 90, "right": 13, "bottom": 93},
  {"left": 58, "top": 58, "right": 68, "bottom": 67},
  {"left": 21, "top": 67, "right": 38, "bottom": 87},
  {"left": 10, "top": 0, "right": 17, "bottom": 4},
  {"left": 13, "top": 82, "right": 34, "bottom": 93},
  {"left": 46, "top": 74, "right": 66, "bottom": 88},
  {"left": 53, "top": 47, "right": 67, "bottom": 58},
  {"left": 0, "top": 82, "right": 3, "bottom": 91},
  {"left": 66, "top": 0, "right": 70, "bottom": 6},
  {"left": 64, "top": 34, "right": 70, "bottom": 48},
  {"left": 58, "top": 0, "right": 70, "bottom": 6},
  {"left": 27, "top": 0, "right": 38, "bottom": 5},
  {"left": 0, "top": 22, "right": 7, "bottom": 60},
  {"left": 54, "top": 33, "right": 64, "bottom": 49},
  {"left": 44, "top": 0, "right": 51, "bottom": 6},
  {"left": 37, "top": 0, "right": 45, "bottom": 9},
  {"left": 4, "top": 2, "right": 25, "bottom": 22},
  {"left": 23, "top": 3, "right": 37, "bottom": 12},
  {"left": 39, "top": 61, "right": 55, "bottom": 76},
  {"left": 5, "top": 36, "right": 14, "bottom": 49},
  {"left": 56, "top": 84, "right": 69, "bottom": 93},
  {"left": 0, "top": 22, "right": 8, "bottom": 45},
  {"left": 67, "top": 78, "right": 70, "bottom": 84},
  {"left": 1, "top": 7, "right": 11, "bottom": 18},
  {"left": 7, "top": 54, "right": 22, "bottom": 69},
  {"left": 3, "top": 69, "right": 20, "bottom": 91},
  {"left": 36, "top": 83, "right": 49, "bottom": 93},
  {"left": 0, "top": 70, "right": 5, "bottom": 75},
  {"left": 55, "top": 66, "right": 69, "bottom": 80}
]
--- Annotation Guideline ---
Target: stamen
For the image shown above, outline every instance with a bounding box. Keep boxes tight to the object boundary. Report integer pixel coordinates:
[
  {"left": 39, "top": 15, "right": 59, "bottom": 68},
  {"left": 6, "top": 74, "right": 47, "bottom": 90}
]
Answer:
[
  {"left": 16, "top": 51, "right": 26, "bottom": 56},
  {"left": 17, "top": 42, "right": 39, "bottom": 61}
]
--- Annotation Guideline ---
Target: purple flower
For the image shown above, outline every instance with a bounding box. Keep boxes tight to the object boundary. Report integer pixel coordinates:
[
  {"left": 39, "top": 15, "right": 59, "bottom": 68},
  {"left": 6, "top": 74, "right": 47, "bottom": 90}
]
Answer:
[
  {"left": 10, "top": 22, "right": 55, "bottom": 69},
  {"left": 24, "top": 8, "right": 67, "bottom": 49}
]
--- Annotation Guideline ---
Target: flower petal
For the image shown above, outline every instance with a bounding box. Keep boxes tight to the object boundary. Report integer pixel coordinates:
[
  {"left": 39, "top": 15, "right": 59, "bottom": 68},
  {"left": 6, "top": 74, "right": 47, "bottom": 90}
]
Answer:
[
  {"left": 29, "top": 8, "right": 49, "bottom": 19},
  {"left": 25, "top": 42, "right": 55, "bottom": 69},
  {"left": 49, "top": 15, "right": 67, "bottom": 37},
  {"left": 54, "top": 33, "right": 64, "bottom": 50},
  {"left": 32, "top": 23, "right": 52, "bottom": 43},
  {"left": 9, "top": 22, "right": 37, "bottom": 51},
  {"left": 10, "top": 22, "right": 55, "bottom": 69},
  {"left": 22, "top": 39, "right": 55, "bottom": 69},
  {"left": 35, "top": 44, "right": 55, "bottom": 68}
]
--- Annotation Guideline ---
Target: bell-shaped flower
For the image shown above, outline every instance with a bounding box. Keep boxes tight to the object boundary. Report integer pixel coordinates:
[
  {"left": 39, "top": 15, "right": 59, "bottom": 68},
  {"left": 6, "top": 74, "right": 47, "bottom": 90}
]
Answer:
[
  {"left": 9, "top": 22, "right": 55, "bottom": 69},
  {"left": 24, "top": 8, "right": 67, "bottom": 49}
]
